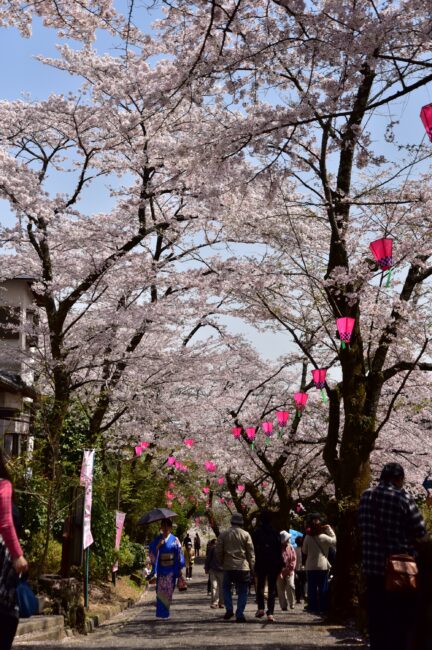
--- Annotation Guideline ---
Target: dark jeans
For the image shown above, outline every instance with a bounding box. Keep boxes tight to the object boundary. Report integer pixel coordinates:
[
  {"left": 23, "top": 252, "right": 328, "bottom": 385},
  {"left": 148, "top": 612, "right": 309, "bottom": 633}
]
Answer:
[
  {"left": 256, "top": 568, "right": 279, "bottom": 615},
  {"left": 223, "top": 570, "right": 249, "bottom": 619},
  {"left": 186, "top": 566, "right": 193, "bottom": 578},
  {"left": 306, "top": 570, "right": 329, "bottom": 614},
  {"left": 365, "top": 574, "right": 416, "bottom": 650},
  {"left": 295, "top": 570, "right": 306, "bottom": 602},
  {"left": 0, "top": 612, "right": 18, "bottom": 650}
]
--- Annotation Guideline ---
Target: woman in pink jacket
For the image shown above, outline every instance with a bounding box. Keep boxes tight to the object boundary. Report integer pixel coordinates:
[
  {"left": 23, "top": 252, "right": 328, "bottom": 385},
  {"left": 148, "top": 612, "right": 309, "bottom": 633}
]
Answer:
[
  {"left": 276, "top": 531, "right": 296, "bottom": 611},
  {"left": 0, "top": 448, "right": 28, "bottom": 650}
]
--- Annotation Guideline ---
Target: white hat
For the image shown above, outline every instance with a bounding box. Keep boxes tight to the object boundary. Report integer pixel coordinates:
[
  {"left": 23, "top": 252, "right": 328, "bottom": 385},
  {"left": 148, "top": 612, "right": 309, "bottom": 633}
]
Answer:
[{"left": 280, "top": 530, "right": 291, "bottom": 544}]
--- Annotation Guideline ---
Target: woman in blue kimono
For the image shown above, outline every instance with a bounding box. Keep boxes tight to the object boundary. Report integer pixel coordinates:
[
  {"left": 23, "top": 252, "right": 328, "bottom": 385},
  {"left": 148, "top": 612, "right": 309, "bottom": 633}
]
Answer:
[{"left": 149, "top": 518, "right": 185, "bottom": 619}]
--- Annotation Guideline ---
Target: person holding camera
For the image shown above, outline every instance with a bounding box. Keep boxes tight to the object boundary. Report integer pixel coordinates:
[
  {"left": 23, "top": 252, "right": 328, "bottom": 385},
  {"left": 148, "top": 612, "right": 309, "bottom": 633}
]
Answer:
[{"left": 302, "top": 513, "right": 336, "bottom": 616}]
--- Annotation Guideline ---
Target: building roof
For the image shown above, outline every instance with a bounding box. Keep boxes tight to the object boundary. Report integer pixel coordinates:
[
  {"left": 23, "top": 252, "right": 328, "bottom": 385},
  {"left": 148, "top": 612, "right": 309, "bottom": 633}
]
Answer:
[{"left": 0, "top": 371, "right": 37, "bottom": 399}]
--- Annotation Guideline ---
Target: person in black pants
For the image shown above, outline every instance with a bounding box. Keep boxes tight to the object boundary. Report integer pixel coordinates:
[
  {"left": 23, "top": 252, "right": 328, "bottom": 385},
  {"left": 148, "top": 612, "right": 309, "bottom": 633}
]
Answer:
[{"left": 252, "top": 510, "right": 284, "bottom": 622}]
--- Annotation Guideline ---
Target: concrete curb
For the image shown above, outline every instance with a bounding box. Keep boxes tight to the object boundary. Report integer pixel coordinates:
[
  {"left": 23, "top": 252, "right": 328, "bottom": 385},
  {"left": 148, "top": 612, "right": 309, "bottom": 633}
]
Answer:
[{"left": 83, "top": 595, "right": 139, "bottom": 634}]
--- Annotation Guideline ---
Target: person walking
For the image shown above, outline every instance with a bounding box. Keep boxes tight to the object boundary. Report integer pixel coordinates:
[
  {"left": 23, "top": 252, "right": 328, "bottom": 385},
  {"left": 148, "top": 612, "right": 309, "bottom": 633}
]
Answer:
[
  {"left": 204, "top": 538, "right": 224, "bottom": 609},
  {"left": 302, "top": 513, "right": 336, "bottom": 616},
  {"left": 183, "top": 531, "right": 192, "bottom": 547},
  {"left": 276, "top": 531, "right": 296, "bottom": 612},
  {"left": 359, "top": 462, "right": 427, "bottom": 650},
  {"left": 0, "top": 448, "right": 28, "bottom": 650},
  {"left": 194, "top": 532, "right": 201, "bottom": 558},
  {"left": 216, "top": 512, "right": 255, "bottom": 622},
  {"left": 184, "top": 540, "right": 195, "bottom": 580},
  {"left": 149, "top": 518, "right": 185, "bottom": 620},
  {"left": 294, "top": 535, "right": 307, "bottom": 604},
  {"left": 252, "top": 510, "right": 284, "bottom": 622}
]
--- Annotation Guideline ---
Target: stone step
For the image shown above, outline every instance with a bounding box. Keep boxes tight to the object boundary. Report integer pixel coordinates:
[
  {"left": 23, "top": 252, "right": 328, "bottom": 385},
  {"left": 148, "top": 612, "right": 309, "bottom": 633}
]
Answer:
[
  {"left": 15, "top": 615, "right": 65, "bottom": 642},
  {"left": 14, "top": 627, "right": 66, "bottom": 644}
]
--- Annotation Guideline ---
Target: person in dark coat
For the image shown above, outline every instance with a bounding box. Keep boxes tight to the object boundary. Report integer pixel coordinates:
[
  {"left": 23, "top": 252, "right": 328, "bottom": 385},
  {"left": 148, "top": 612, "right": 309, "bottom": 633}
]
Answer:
[{"left": 252, "top": 510, "right": 284, "bottom": 622}]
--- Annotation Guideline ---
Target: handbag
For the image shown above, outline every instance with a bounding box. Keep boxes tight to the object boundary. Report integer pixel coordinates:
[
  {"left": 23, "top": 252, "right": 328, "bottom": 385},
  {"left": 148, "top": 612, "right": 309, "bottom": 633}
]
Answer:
[
  {"left": 16, "top": 577, "right": 39, "bottom": 618},
  {"left": 177, "top": 574, "right": 188, "bottom": 592},
  {"left": 385, "top": 554, "right": 418, "bottom": 593}
]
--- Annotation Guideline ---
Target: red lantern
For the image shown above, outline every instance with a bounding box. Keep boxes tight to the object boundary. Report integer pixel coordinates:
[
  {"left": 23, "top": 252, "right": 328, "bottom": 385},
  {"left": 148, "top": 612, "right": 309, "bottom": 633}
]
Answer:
[
  {"left": 246, "top": 427, "right": 256, "bottom": 450},
  {"left": 336, "top": 317, "right": 355, "bottom": 349},
  {"left": 262, "top": 421, "right": 273, "bottom": 445},
  {"left": 294, "top": 392, "right": 308, "bottom": 417},
  {"left": 370, "top": 238, "right": 393, "bottom": 286},
  {"left": 232, "top": 426, "right": 242, "bottom": 440},
  {"left": 311, "top": 368, "right": 328, "bottom": 403},
  {"left": 420, "top": 104, "right": 432, "bottom": 142},
  {"left": 134, "top": 445, "right": 142, "bottom": 457}
]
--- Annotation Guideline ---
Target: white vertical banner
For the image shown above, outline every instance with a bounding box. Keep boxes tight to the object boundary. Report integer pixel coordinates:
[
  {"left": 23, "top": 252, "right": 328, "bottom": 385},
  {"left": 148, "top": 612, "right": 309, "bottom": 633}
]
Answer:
[
  {"left": 80, "top": 449, "right": 95, "bottom": 550},
  {"left": 112, "top": 511, "right": 126, "bottom": 573}
]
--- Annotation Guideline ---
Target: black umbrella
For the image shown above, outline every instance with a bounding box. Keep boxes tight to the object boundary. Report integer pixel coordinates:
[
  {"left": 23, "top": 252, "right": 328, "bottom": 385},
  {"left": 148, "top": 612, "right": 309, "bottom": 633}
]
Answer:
[{"left": 138, "top": 508, "right": 178, "bottom": 525}]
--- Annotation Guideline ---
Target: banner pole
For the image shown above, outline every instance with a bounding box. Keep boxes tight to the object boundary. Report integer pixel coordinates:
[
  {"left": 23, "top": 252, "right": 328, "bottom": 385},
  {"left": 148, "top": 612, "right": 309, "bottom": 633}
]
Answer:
[{"left": 84, "top": 546, "right": 90, "bottom": 609}]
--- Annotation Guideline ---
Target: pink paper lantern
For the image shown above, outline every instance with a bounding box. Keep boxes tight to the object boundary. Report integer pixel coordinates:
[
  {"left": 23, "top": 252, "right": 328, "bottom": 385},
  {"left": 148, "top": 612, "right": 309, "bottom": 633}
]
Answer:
[
  {"left": 232, "top": 426, "right": 242, "bottom": 439},
  {"left": 166, "top": 490, "right": 175, "bottom": 500},
  {"left": 370, "top": 238, "right": 393, "bottom": 286},
  {"left": 175, "top": 461, "right": 183, "bottom": 470},
  {"left": 420, "top": 104, "right": 432, "bottom": 141},
  {"left": 311, "top": 368, "right": 328, "bottom": 403},
  {"left": 262, "top": 421, "right": 273, "bottom": 445},
  {"left": 134, "top": 445, "right": 142, "bottom": 457},
  {"left": 369, "top": 238, "right": 393, "bottom": 271},
  {"left": 276, "top": 411, "right": 289, "bottom": 426},
  {"left": 311, "top": 368, "right": 327, "bottom": 389},
  {"left": 184, "top": 438, "right": 194, "bottom": 448},
  {"left": 169, "top": 481, "right": 175, "bottom": 488},
  {"left": 294, "top": 392, "right": 308, "bottom": 417},
  {"left": 246, "top": 427, "right": 256, "bottom": 451},
  {"left": 219, "top": 497, "right": 225, "bottom": 504},
  {"left": 237, "top": 484, "right": 245, "bottom": 492},
  {"left": 140, "top": 441, "right": 150, "bottom": 449},
  {"left": 167, "top": 456, "right": 176, "bottom": 466},
  {"left": 336, "top": 317, "right": 355, "bottom": 349},
  {"left": 217, "top": 477, "right": 225, "bottom": 485},
  {"left": 205, "top": 461, "right": 216, "bottom": 472},
  {"left": 202, "top": 486, "right": 210, "bottom": 494}
]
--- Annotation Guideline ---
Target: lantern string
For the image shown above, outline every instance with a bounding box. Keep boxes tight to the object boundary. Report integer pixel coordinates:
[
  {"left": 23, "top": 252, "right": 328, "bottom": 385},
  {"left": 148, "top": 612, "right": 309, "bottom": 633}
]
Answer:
[
  {"left": 321, "top": 389, "right": 328, "bottom": 403},
  {"left": 265, "top": 436, "right": 270, "bottom": 446},
  {"left": 341, "top": 341, "right": 346, "bottom": 349}
]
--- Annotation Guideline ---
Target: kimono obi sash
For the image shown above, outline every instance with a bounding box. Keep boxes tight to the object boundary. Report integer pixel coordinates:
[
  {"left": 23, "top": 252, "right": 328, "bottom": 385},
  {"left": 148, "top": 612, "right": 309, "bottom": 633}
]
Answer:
[{"left": 159, "top": 552, "right": 175, "bottom": 567}]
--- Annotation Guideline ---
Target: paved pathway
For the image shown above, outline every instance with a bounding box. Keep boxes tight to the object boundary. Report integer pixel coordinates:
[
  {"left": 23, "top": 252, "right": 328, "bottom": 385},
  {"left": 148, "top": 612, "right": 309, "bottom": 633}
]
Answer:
[{"left": 16, "top": 560, "right": 366, "bottom": 649}]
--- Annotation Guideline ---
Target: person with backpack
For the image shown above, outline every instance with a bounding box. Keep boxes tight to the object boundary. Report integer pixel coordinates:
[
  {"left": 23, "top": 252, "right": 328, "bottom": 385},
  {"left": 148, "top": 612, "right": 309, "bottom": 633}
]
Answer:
[
  {"left": 252, "top": 510, "right": 284, "bottom": 622},
  {"left": 359, "top": 462, "right": 427, "bottom": 650},
  {"left": 276, "top": 531, "right": 296, "bottom": 611},
  {"left": 302, "top": 513, "right": 336, "bottom": 616}
]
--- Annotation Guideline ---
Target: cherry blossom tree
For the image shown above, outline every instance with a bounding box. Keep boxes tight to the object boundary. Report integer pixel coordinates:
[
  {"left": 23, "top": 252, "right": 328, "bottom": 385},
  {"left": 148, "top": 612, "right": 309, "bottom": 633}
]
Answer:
[{"left": 149, "top": 0, "right": 432, "bottom": 616}]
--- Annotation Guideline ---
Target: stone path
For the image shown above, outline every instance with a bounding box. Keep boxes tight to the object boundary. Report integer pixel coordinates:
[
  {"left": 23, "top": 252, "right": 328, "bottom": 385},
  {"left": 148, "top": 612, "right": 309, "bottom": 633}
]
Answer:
[{"left": 15, "top": 560, "right": 367, "bottom": 649}]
